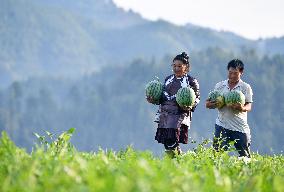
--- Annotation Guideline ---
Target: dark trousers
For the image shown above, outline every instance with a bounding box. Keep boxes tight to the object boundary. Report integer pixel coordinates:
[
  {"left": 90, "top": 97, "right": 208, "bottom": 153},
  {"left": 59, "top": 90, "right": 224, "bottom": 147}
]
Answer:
[{"left": 213, "top": 124, "right": 251, "bottom": 157}]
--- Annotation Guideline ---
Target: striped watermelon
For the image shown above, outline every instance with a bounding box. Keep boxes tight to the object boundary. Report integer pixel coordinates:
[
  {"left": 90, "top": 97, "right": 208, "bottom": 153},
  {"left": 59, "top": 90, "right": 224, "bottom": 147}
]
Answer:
[
  {"left": 208, "top": 90, "right": 225, "bottom": 108},
  {"left": 145, "top": 80, "right": 163, "bottom": 103},
  {"left": 225, "top": 90, "right": 245, "bottom": 105},
  {"left": 176, "top": 87, "right": 196, "bottom": 107}
]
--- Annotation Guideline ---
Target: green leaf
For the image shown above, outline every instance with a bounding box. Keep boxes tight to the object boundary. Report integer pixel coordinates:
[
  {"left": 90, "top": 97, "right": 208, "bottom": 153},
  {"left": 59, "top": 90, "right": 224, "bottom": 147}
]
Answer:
[
  {"left": 67, "top": 127, "right": 76, "bottom": 134},
  {"left": 33, "top": 132, "right": 41, "bottom": 139}
]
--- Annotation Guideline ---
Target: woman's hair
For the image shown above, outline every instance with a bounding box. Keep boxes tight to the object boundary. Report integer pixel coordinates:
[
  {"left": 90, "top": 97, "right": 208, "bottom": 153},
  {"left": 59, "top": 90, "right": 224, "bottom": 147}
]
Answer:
[
  {"left": 173, "top": 52, "right": 190, "bottom": 66},
  {"left": 227, "top": 59, "right": 244, "bottom": 72}
]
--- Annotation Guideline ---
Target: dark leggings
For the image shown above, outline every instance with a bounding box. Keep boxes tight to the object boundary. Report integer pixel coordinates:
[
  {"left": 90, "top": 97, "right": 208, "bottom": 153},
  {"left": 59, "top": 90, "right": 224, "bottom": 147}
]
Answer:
[{"left": 164, "top": 139, "right": 179, "bottom": 150}]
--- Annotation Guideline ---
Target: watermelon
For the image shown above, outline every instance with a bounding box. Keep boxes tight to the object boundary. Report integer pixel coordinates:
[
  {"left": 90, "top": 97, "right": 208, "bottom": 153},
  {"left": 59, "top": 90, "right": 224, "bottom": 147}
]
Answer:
[
  {"left": 208, "top": 90, "right": 225, "bottom": 108},
  {"left": 176, "top": 87, "right": 196, "bottom": 107},
  {"left": 145, "top": 80, "right": 163, "bottom": 103},
  {"left": 224, "top": 90, "right": 245, "bottom": 105}
]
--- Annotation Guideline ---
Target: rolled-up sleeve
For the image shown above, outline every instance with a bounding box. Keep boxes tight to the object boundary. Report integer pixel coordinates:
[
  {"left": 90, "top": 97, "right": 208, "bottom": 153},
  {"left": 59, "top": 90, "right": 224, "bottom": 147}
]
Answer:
[
  {"left": 190, "top": 78, "right": 200, "bottom": 111},
  {"left": 245, "top": 84, "right": 253, "bottom": 103}
]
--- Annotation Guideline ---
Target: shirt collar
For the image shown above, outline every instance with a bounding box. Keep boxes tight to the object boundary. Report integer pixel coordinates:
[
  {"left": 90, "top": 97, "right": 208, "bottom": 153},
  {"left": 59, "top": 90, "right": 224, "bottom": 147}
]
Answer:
[
  {"left": 175, "top": 74, "right": 187, "bottom": 79},
  {"left": 225, "top": 79, "right": 243, "bottom": 89}
]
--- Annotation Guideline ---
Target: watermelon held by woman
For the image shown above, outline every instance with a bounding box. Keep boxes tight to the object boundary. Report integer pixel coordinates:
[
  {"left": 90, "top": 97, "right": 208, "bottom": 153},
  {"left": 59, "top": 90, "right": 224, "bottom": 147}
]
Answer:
[
  {"left": 176, "top": 87, "right": 196, "bottom": 108},
  {"left": 224, "top": 90, "right": 245, "bottom": 106},
  {"left": 145, "top": 80, "right": 163, "bottom": 103},
  {"left": 208, "top": 90, "right": 225, "bottom": 108}
]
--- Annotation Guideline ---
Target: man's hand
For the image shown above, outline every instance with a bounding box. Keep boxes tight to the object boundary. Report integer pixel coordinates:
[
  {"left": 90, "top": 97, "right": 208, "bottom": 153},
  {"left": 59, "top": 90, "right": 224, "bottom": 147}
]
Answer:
[
  {"left": 227, "top": 103, "right": 244, "bottom": 112},
  {"left": 206, "top": 100, "right": 217, "bottom": 109},
  {"left": 206, "top": 99, "right": 224, "bottom": 109},
  {"left": 229, "top": 102, "right": 252, "bottom": 112}
]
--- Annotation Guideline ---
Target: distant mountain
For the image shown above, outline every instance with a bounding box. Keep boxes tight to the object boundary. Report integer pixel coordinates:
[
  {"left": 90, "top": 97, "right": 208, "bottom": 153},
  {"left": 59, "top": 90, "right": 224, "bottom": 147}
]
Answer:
[
  {"left": 184, "top": 23, "right": 284, "bottom": 56},
  {"left": 0, "top": 0, "right": 283, "bottom": 87},
  {"left": 256, "top": 37, "right": 284, "bottom": 55}
]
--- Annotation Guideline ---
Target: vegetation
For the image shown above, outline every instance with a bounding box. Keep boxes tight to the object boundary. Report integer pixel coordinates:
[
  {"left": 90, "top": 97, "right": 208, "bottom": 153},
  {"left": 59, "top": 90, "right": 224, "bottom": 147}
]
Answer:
[
  {"left": 1, "top": 0, "right": 283, "bottom": 155},
  {"left": 1, "top": 2, "right": 283, "bottom": 190},
  {"left": 0, "top": 129, "right": 283, "bottom": 192}
]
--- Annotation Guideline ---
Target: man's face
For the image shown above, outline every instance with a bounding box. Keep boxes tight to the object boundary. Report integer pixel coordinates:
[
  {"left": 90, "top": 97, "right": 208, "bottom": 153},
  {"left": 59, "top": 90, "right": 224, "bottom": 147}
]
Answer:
[{"left": 228, "top": 67, "right": 242, "bottom": 83}]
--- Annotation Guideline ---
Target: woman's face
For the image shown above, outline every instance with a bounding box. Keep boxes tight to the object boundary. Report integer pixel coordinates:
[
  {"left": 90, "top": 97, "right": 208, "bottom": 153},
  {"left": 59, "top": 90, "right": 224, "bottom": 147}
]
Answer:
[
  {"left": 228, "top": 67, "right": 242, "bottom": 84},
  {"left": 172, "top": 60, "right": 188, "bottom": 77}
]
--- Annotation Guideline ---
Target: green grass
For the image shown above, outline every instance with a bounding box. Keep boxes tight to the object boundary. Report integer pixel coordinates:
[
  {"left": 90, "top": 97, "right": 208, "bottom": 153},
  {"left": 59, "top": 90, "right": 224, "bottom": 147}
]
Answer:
[{"left": 0, "top": 129, "right": 283, "bottom": 192}]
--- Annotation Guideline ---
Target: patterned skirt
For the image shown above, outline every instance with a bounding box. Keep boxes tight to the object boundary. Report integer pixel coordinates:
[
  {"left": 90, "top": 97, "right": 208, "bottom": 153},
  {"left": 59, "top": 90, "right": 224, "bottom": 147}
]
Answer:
[
  {"left": 155, "top": 124, "right": 188, "bottom": 144},
  {"left": 155, "top": 101, "right": 190, "bottom": 144}
]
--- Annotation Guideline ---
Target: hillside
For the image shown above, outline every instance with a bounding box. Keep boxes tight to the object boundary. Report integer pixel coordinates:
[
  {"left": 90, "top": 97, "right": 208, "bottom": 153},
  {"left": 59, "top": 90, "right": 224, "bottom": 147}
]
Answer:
[{"left": 1, "top": 0, "right": 284, "bottom": 87}]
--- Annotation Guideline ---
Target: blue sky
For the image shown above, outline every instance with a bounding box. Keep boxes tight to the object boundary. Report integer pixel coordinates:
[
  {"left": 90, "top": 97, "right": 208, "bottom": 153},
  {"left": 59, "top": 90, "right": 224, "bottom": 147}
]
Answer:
[{"left": 113, "top": 0, "right": 284, "bottom": 40}]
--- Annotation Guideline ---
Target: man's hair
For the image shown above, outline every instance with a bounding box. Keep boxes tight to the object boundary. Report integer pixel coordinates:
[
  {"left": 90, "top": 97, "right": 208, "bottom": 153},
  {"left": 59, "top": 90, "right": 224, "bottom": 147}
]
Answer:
[{"left": 227, "top": 59, "right": 244, "bottom": 72}]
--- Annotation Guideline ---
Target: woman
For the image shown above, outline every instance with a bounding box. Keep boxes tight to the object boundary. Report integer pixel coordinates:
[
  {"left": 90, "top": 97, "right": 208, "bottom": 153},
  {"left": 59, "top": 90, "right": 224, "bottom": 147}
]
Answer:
[{"left": 147, "top": 52, "right": 200, "bottom": 156}]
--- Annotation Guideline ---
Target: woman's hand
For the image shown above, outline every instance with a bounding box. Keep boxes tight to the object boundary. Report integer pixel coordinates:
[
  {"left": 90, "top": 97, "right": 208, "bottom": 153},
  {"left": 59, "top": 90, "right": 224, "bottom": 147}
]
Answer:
[
  {"left": 146, "top": 96, "right": 156, "bottom": 104},
  {"left": 180, "top": 106, "right": 192, "bottom": 111}
]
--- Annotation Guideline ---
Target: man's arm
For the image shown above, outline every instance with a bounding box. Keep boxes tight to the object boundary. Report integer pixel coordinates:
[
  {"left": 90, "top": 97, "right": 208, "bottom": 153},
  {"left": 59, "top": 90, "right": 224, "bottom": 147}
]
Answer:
[
  {"left": 206, "top": 99, "right": 218, "bottom": 109},
  {"left": 230, "top": 102, "right": 252, "bottom": 112}
]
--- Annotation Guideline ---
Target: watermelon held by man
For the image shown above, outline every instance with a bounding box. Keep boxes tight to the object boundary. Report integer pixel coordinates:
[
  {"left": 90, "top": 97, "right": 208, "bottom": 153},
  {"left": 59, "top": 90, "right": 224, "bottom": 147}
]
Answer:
[
  {"left": 224, "top": 90, "right": 245, "bottom": 106},
  {"left": 176, "top": 87, "right": 196, "bottom": 108},
  {"left": 145, "top": 80, "right": 163, "bottom": 103},
  {"left": 207, "top": 90, "right": 225, "bottom": 108}
]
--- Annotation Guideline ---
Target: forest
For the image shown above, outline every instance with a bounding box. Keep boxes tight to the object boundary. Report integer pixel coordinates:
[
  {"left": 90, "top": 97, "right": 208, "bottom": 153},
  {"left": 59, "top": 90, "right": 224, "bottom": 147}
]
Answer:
[{"left": 0, "top": 47, "right": 283, "bottom": 154}]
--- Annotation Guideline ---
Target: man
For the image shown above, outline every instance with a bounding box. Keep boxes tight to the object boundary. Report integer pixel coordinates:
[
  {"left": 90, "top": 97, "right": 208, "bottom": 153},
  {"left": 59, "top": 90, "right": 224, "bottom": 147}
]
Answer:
[{"left": 206, "top": 59, "right": 253, "bottom": 157}]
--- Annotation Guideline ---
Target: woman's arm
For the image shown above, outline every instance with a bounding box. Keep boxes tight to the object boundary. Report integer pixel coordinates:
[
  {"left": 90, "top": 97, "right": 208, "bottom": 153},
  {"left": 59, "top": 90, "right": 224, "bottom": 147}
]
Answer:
[{"left": 190, "top": 78, "right": 200, "bottom": 112}]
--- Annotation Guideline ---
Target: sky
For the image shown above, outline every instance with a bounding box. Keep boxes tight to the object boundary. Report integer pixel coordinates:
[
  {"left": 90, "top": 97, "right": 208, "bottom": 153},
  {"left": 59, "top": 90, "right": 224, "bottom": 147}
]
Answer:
[{"left": 113, "top": 0, "right": 284, "bottom": 40}]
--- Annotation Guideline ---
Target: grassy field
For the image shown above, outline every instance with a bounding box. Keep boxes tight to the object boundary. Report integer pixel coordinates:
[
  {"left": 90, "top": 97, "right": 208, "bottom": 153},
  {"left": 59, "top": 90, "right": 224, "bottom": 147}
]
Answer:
[{"left": 0, "top": 129, "right": 283, "bottom": 192}]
